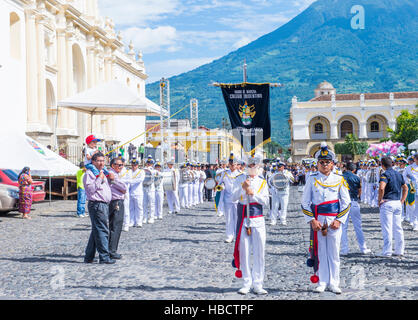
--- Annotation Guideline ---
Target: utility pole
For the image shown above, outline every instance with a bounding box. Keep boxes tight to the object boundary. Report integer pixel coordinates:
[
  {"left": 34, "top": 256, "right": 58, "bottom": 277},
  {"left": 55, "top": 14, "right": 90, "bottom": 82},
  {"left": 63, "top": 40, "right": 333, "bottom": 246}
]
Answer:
[
  {"left": 160, "top": 78, "right": 171, "bottom": 164},
  {"left": 190, "top": 98, "right": 198, "bottom": 162}
]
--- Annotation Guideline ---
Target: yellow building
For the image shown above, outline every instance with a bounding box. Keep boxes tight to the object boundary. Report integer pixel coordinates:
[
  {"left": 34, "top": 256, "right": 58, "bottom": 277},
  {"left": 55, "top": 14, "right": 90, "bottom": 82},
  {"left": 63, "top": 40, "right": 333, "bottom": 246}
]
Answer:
[
  {"left": 146, "top": 119, "right": 242, "bottom": 163},
  {"left": 289, "top": 81, "right": 418, "bottom": 162}
]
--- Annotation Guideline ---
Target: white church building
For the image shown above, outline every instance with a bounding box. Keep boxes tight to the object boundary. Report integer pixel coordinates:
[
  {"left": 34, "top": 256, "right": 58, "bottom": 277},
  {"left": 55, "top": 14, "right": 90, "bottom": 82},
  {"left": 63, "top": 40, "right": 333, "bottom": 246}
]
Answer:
[{"left": 0, "top": 0, "right": 163, "bottom": 163}]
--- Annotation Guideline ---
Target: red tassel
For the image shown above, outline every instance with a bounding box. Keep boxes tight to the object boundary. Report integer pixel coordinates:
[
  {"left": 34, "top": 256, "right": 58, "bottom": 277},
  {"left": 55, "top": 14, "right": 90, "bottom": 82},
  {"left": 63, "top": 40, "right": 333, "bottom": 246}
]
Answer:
[
  {"left": 310, "top": 275, "right": 319, "bottom": 283},
  {"left": 235, "top": 270, "right": 243, "bottom": 278}
]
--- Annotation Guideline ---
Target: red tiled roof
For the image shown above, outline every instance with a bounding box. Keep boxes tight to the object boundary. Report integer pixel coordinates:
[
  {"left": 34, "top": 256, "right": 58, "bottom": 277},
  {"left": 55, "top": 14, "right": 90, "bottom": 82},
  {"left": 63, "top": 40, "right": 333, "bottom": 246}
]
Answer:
[{"left": 309, "top": 91, "right": 418, "bottom": 102}]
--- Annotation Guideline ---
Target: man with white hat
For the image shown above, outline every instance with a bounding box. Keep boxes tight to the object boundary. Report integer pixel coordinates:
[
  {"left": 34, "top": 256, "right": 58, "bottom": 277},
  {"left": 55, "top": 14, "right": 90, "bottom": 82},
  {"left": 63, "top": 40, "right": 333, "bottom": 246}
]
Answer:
[
  {"left": 165, "top": 160, "right": 180, "bottom": 214},
  {"left": 366, "top": 160, "right": 379, "bottom": 207},
  {"left": 214, "top": 159, "right": 227, "bottom": 217},
  {"left": 154, "top": 161, "right": 164, "bottom": 220},
  {"left": 269, "top": 159, "right": 295, "bottom": 226},
  {"left": 301, "top": 142, "right": 351, "bottom": 294},
  {"left": 231, "top": 154, "right": 270, "bottom": 295},
  {"left": 128, "top": 157, "right": 145, "bottom": 228},
  {"left": 142, "top": 156, "right": 156, "bottom": 224},
  {"left": 179, "top": 163, "right": 190, "bottom": 209},
  {"left": 218, "top": 154, "right": 242, "bottom": 243}
]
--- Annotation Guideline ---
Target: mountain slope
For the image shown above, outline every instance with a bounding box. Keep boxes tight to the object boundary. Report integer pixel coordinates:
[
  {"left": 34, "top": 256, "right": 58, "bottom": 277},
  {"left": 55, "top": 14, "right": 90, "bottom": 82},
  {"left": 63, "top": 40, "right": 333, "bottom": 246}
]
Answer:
[{"left": 146, "top": 0, "right": 418, "bottom": 145}]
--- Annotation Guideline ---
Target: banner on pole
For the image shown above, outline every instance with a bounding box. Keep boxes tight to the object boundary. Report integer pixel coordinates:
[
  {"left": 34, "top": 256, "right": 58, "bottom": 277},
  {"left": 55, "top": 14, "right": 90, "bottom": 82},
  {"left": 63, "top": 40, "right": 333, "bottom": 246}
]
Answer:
[{"left": 220, "top": 83, "right": 271, "bottom": 154}]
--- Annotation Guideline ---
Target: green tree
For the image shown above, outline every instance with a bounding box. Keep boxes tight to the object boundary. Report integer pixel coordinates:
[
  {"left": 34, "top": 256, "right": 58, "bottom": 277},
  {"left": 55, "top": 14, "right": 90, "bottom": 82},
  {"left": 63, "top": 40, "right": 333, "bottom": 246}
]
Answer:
[
  {"left": 387, "top": 109, "right": 418, "bottom": 150},
  {"left": 335, "top": 134, "right": 369, "bottom": 157}
]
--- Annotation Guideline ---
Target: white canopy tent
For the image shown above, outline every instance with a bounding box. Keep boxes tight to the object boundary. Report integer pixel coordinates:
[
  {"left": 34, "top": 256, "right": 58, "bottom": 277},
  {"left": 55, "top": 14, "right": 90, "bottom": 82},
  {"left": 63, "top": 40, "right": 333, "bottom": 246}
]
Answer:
[
  {"left": 0, "top": 130, "right": 79, "bottom": 204},
  {"left": 0, "top": 130, "right": 78, "bottom": 177},
  {"left": 408, "top": 139, "right": 418, "bottom": 150},
  {"left": 57, "top": 80, "right": 168, "bottom": 130}
]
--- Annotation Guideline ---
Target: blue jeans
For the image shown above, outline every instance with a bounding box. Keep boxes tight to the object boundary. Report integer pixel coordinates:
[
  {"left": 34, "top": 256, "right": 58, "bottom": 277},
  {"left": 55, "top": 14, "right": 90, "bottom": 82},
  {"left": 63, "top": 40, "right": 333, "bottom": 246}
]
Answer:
[
  {"left": 85, "top": 201, "right": 111, "bottom": 262},
  {"left": 77, "top": 188, "right": 86, "bottom": 216},
  {"left": 85, "top": 163, "right": 109, "bottom": 176}
]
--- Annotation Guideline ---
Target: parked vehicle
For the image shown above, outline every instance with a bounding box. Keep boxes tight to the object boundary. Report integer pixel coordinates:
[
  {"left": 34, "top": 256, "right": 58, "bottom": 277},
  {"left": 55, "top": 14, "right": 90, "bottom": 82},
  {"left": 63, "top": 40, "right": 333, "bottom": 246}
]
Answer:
[
  {"left": 0, "top": 169, "right": 46, "bottom": 202},
  {"left": 0, "top": 183, "right": 19, "bottom": 213}
]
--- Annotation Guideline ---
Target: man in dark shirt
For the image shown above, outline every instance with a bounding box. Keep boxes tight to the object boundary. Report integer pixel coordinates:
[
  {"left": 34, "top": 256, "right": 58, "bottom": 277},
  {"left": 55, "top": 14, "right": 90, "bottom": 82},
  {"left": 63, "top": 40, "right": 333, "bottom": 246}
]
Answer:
[
  {"left": 378, "top": 157, "right": 408, "bottom": 257},
  {"left": 341, "top": 163, "right": 371, "bottom": 255}
]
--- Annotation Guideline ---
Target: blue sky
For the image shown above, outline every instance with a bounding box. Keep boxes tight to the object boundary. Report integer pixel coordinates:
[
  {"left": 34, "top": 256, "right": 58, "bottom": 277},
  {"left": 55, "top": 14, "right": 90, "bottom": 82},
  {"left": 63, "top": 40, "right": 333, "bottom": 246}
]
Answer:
[{"left": 98, "top": 0, "right": 316, "bottom": 83}]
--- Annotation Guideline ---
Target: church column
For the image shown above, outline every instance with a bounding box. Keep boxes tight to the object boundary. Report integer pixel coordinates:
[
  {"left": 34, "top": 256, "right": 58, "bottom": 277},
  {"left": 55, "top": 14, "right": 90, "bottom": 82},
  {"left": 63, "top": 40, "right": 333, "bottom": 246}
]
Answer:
[
  {"left": 65, "top": 21, "right": 76, "bottom": 134},
  {"left": 330, "top": 122, "right": 338, "bottom": 139},
  {"left": 36, "top": 5, "right": 47, "bottom": 129},
  {"left": 25, "top": 7, "right": 40, "bottom": 128},
  {"left": 56, "top": 11, "right": 67, "bottom": 129},
  {"left": 359, "top": 122, "right": 367, "bottom": 139},
  {"left": 86, "top": 34, "right": 95, "bottom": 133}
]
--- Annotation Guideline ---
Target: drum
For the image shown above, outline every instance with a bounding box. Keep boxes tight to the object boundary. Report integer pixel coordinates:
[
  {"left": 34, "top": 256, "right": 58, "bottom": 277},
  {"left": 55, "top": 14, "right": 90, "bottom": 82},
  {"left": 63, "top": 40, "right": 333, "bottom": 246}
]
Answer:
[
  {"left": 162, "top": 171, "right": 177, "bottom": 191},
  {"left": 270, "top": 172, "right": 288, "bottom": 192},
  {"left": 204, "top": 178, "right": 216, "bottom": 190},
  {"left": 142, "top": 168, "right": 154, "bottom": 186}
]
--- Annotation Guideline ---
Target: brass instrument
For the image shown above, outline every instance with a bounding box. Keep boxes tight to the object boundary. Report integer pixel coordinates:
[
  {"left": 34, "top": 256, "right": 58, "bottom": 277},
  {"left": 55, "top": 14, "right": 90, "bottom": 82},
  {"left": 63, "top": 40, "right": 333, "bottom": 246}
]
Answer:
[{"left": 215, "top": 183, "right": 225, "bottom": 192}]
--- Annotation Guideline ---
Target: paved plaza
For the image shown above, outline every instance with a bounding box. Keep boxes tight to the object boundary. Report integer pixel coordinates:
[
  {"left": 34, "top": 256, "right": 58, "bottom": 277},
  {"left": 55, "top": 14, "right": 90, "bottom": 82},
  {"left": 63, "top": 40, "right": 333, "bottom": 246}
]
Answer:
[{"left": 0, "top": 187, "right": 416, "bottom": 300}]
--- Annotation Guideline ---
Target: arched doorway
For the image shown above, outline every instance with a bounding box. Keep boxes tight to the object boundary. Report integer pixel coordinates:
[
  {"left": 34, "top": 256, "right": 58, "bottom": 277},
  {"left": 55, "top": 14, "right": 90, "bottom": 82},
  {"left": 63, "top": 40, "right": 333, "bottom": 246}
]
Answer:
[
  {"left": 72, "top": 44, "right": 87, "bottom": 140},
  {"left": 367, "top": 114, "right": 389, "bottom": 139},
  {"left": 340, "top": 120, "right": 353, "bottom": 138},
  {"left": 309, "top": 116, "right": 331, "bottom": 140},
  {"left": 46, "top": 79, "right": 56, "bottom": 131}
]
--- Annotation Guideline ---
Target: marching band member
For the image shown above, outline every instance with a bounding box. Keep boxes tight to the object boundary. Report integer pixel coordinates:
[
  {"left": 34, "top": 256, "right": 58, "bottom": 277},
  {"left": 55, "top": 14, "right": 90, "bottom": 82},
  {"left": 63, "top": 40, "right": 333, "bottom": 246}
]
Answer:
[
  {"left": 218, "top": 156, "right": 242, "bottom": 243},
  {"left": 269, "top": 160, "right": 295, "bottom": 226},
  {"left": 231, "top": 155, "right": 270, "bottom": 295},
  {"left": 187, "top": 162, "right": 194, "bottom": 208},
  {"left": 142, "top": 156, "right": 156, "bottom": 224},
  {"left": 128, "top": 158, "right": 145, "bottom": 228},
  {"left": 179, "top": 164, "right": 190, "bottom": 209},
  {"left": 404, "top": 153, "right": 418, "bottom": 231},
  {"left": 214, "top": 160, "right": 227, "bottom": 217},
  {"left": 341, "top": 162, "right": 371, "bottom": 255},
  {"left": 366, "top": 160, "right": 379, "bottom": 207},
  {"left": 378, "top": 157, "right": 408, "bottom": 256},
  {"left": 193, "top": 163, "right": 200, "bottom": 206},
  {"left": 198, "top": 165, "right": 207, "bottom": 204},
  {"left": 301, "top": 142, "right": 351, "bottom": 294},
  {"left": 165, "top": 160, "right": 180, "bottom": 214},
  {"left": 154, "top": 161, "right": 164, "bottom": 220},
  {"left": 119, "top": 157, "right": 131, "bottom": 232}
]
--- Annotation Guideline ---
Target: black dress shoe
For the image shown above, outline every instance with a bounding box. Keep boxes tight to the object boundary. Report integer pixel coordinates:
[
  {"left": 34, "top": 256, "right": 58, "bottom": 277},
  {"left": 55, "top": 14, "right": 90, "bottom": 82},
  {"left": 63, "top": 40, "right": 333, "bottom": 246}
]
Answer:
[
  {"left": 110, "top": 253, "right": 122, "bottom": 260},
  {"left": 84, "top": 259, "right": 96, "bottom": 264},
  {"left": 99, "top": 259, "right": 116, "bottom": 264}
]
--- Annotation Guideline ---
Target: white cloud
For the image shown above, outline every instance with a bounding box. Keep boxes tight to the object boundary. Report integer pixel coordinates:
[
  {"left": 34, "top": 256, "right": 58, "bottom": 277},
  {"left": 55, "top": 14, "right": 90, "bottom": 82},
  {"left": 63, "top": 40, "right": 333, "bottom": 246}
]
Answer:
[
  {"left": 99, "top": 0, "right": 181, "bottom": 26},
  {"left": 122, "top": 26, "right": 179, "bottom": 54}
]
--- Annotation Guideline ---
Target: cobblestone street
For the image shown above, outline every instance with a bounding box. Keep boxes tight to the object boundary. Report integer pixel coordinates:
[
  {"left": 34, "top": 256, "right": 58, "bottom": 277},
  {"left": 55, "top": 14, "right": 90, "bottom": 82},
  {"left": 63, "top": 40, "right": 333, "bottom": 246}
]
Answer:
[{"left": 0, "top": 187, "right": 416, "bottom": 300}]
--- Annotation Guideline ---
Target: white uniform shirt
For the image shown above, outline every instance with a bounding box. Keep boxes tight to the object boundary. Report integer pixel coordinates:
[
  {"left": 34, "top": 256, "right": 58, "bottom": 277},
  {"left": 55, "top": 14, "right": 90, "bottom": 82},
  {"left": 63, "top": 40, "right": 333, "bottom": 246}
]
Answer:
[
  {"left": 301, "top": 171, "right": 351, "bottom": 225},
  {"left": 128, "top": 168, "right": 145, "bottom": 196},
  {"left": 404, "top": 163, "right": 418, "bottom": 193},
  {"left": 219, "top": 169, "right": 242, "bottom": 202}
]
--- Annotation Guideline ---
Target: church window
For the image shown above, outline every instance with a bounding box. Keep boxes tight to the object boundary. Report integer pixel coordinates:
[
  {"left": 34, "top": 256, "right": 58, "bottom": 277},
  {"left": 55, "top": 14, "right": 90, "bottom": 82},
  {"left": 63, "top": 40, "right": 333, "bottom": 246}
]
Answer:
[
  {"left": 314, "top": 123, "right": 323, "bottom": 134},
  {"left": 370, "top": 121, "right": 379, "bottom": 132}
]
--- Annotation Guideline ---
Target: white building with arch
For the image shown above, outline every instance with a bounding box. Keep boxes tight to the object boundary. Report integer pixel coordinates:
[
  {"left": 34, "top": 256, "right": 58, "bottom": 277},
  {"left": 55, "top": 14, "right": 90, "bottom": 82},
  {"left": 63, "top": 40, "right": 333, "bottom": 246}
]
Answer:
[
  {"left": 0, "top": 0, "right": 161, "bottom": 163},
  {"left": 289, "top": 81, "right": 418, "bottom": 162}
]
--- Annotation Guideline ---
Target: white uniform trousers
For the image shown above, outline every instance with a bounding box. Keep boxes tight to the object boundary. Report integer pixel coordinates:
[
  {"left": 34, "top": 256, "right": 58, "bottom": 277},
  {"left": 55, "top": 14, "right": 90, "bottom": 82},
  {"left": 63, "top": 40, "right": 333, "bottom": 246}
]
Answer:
[
  {"left": 129, "top": 194, "right": 143, "bottom": 226},
  {"left": 270, "top": 191, "right": 280, "bottom": 221},
  {"left": 369, "top": 184, "right": 378, "bottom": 207},
  {"left": 277, "top": 192, "right": 290, "bottom": 222},
  {"left": 167, "top": 190, "right": 180, "bottom": 213},
  {"left": 193, "top": 182, "right": 199, "bottom": 205},
  {"left": 379, "top": 200, "right": 405, "bottom": 256},
  {"left": 341, "top": 201, "right": 368, "bottom": 253},
  {"left": 179, "top": 184, "right": 189, "bottom": 208},
  {"left": 123, "top": 193, "right": 130, "bottom": 228},
  {"left": 199, "top": 182, "right": 204, "bottom": 203},
  {"left": 155, "top": 189, "right": 164, "bottom": 219},
  {"left": 143, "top": 187, "right": 156, "bottom": 222},
  {"left": 224, "top": 200, "right": 238, "bottom": 239},
  {"left": 403, "top": 202, "right": 414, "bottom": 222},
  {"left": 187, "top": 183, "right": 194, "bottom": 207},
  {"left": 317, "top": 225, "right": 342, "bottom": 288},
  {"left": 239, "top": 217, "right": 266, "bottom": 290}
]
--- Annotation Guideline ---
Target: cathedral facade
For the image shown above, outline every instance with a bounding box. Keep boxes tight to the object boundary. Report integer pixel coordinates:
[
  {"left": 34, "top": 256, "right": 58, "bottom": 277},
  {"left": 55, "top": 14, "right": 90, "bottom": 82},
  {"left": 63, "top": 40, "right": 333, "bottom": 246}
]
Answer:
[{"left": 1, "top": 0, "right": 158, "bottom": 163}]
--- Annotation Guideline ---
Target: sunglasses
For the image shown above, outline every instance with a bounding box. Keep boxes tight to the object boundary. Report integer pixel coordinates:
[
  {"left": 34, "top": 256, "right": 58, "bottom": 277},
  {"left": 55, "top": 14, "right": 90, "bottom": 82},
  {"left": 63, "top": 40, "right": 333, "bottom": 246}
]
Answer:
[{"left": 115, "top": 164, "right": 124, "bottom": 167}]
